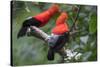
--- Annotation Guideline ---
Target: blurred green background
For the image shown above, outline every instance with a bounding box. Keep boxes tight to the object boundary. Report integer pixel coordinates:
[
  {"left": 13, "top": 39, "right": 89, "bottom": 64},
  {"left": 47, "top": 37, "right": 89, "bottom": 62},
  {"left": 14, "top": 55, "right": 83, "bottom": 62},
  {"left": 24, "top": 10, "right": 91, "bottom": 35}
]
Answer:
[{"left": 12, "top": 1, "right": 97, "bottom": 66}]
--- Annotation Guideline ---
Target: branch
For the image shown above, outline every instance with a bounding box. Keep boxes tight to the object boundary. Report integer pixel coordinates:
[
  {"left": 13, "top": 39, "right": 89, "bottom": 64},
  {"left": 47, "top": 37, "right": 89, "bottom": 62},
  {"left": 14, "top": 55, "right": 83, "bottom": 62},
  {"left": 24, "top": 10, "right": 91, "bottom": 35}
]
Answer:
[
  {"left": 27, "top": 26, "right": 49, "bottom": 43},
  {"left": 70, "top": 5, "right": 81, "bottom": 32}
]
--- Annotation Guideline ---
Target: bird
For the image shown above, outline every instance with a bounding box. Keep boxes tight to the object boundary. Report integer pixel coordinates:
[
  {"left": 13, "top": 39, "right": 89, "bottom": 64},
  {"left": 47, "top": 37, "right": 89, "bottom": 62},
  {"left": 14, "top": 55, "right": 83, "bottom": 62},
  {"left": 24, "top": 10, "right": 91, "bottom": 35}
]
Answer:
[
  {"left": 47, "top": 12, "right": 69, "bottom": 61},
  {"left": 17, "top": 4, "right": 59, "bottom": 38}
]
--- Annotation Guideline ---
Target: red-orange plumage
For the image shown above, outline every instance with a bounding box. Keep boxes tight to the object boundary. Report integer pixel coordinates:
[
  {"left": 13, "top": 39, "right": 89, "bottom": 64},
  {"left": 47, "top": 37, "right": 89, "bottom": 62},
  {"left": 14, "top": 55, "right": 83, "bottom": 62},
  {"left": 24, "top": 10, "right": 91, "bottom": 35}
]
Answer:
[
  {"left": 52, "top": 12, "right": 69, "bottom": 35},
  {"left": 56, "top": 12, "right": 68, "bottom": 25},
  {"left": 34, "top": 4, "right": 59, "bottom": 27}
]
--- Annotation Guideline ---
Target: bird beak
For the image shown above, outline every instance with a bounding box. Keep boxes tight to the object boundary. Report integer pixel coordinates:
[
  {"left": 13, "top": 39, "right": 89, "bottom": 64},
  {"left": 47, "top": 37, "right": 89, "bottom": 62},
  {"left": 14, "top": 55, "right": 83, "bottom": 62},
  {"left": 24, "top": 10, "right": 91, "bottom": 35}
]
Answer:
[{"left": 17, "top": 27, "right": 28, "bottom": 39}]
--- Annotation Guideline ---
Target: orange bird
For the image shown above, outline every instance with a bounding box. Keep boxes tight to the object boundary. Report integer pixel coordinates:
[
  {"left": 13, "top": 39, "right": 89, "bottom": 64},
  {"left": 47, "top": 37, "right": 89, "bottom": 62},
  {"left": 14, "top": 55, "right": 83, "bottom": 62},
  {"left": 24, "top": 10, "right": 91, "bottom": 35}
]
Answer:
[
  {"left": 17, "top": 4, "right": 59, "bottom": 38},
  {"left": 47, "top": 12, "right": 69, "bottom": 60}
]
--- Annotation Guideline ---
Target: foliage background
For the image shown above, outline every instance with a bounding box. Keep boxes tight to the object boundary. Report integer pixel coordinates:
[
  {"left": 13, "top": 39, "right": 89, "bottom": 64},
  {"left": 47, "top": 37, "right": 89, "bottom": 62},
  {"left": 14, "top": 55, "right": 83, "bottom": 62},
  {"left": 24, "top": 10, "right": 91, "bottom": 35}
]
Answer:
[{"left": 12, "top": 1, "right": 97, "bottom": 66}]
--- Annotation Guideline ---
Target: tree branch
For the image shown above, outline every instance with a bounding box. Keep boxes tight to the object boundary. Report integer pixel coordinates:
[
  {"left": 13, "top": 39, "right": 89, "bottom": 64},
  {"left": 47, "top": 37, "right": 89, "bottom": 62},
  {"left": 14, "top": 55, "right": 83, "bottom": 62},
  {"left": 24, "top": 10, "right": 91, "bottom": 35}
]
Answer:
[{"left": 70, "top": 5, "right": 81, "bottom": 32}]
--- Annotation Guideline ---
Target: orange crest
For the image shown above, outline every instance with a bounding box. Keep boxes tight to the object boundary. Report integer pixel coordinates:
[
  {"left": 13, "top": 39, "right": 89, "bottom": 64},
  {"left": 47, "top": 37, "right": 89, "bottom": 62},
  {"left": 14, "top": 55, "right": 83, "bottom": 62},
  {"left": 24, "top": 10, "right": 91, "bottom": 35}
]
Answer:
[
  {"left": 52, "top": 12, "right": 69, "bottom": 35},
  {"left": 56, "top": 12, "right": 68, "bottom": 25}
]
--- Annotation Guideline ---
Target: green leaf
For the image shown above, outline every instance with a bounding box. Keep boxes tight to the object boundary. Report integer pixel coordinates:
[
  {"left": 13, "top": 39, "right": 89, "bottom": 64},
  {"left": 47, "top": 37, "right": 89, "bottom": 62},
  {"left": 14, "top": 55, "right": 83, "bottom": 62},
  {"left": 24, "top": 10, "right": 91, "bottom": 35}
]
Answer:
[{"left": 89, "top": 13, "right": 97, "bottom": 34}]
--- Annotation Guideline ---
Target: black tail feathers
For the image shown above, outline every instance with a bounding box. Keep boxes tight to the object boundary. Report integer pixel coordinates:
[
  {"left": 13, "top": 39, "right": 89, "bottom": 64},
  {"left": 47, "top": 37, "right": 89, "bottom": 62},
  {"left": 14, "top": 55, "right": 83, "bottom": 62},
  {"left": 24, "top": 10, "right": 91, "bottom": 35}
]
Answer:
[
  {"left": 47, "top": 48, "right": 55, "bottom": 60},
  {"left": 17, "top": 17, "right": 41, "bottom": 39},
  {"left": 17, "top": 27, "right": 28, "bottom": 38}
]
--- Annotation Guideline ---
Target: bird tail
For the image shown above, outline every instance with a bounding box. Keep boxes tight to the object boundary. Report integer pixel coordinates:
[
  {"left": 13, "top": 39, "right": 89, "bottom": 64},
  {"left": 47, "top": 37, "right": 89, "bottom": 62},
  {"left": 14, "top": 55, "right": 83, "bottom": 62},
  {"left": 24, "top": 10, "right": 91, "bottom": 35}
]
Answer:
[
  {"left": 17, "top": 26, "right": 28, "bottom": 38},
  {"left": 47, "top": 48, "right": 55, "bottom": 60}
]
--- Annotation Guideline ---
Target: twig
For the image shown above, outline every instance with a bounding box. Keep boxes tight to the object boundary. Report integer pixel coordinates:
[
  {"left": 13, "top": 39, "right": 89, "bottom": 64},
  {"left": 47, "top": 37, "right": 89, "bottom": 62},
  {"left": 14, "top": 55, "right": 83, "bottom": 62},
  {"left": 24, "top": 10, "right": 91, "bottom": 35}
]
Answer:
[
  {"left": 25, "top": 2, "right": 31, "bottom": 12},
  {"left": 70, "top": 5, "right": 81, "bottom": 32}
]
